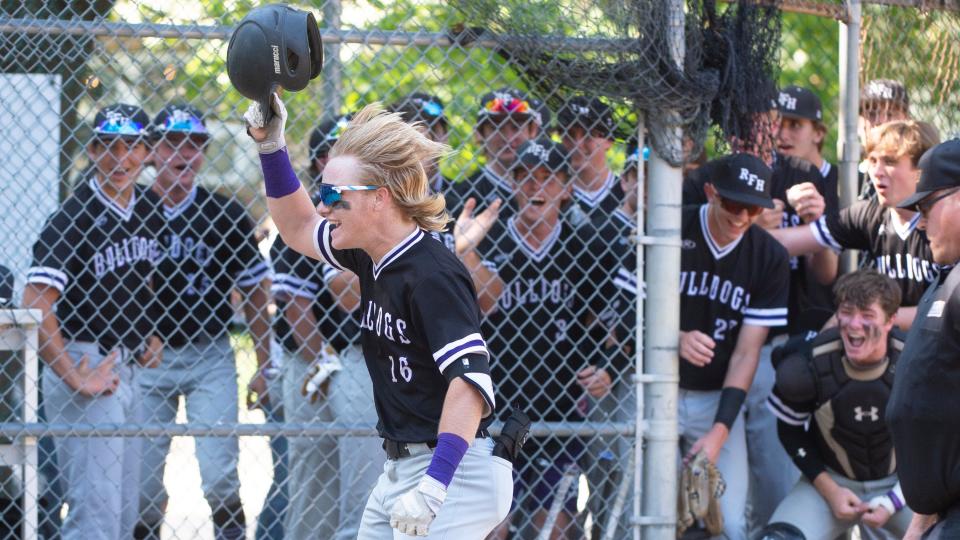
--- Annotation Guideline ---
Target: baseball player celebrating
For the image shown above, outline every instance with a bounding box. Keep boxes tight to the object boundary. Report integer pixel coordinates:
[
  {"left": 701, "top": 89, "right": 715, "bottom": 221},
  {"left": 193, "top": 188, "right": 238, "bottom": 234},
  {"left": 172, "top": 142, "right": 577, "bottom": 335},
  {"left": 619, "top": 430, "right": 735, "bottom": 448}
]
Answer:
[
  {"left": 23, "top": 103, "right": 164, "bottom": 540},
  {"left": 135, "top": 104, "right": 272, "bottom": 539},
  {"left": 767, "top": 120, "right": 941, "bottom": 328},
  {"left": 556, "top": 96, "right": 622, "bottom": 224},
  {"left": 761, "top": 270, "right": 913, "bottom": 539},
  {"left": 247, "top": 95, "right": 511, "bottom": 538},
  {"left": 678, "top": 153, "right": 790, "bottom": 539}
]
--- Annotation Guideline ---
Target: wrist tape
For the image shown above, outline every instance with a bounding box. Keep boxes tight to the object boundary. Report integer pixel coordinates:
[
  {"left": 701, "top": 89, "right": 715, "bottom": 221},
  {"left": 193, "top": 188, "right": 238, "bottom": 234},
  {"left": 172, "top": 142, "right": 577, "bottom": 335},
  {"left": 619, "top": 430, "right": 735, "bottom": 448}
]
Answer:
[
  {"left": 425, "top": 433, "right": 469, "bottom": 488},
  {"left": 714, "top": 387, "right": 747, "bottom": 430},
  {"left": 259, "top": 148, "right": 302, "bottom": 199}
]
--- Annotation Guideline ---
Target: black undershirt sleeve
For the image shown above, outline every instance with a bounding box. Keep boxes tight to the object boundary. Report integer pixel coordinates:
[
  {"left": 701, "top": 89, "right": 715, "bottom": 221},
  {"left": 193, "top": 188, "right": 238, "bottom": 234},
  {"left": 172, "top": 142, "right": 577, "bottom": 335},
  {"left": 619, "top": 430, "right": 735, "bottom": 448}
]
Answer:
[{"left": 777, "top": 418, "right": 827, "bottom": 482}]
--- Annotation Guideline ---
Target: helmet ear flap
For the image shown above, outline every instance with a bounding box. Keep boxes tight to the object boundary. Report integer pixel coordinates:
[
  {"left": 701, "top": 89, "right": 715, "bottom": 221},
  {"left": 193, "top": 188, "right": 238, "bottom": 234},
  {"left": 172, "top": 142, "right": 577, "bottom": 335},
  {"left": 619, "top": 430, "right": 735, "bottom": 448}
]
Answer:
[{"left": 306, "top": 11, "right": 323, "bottom": 79}]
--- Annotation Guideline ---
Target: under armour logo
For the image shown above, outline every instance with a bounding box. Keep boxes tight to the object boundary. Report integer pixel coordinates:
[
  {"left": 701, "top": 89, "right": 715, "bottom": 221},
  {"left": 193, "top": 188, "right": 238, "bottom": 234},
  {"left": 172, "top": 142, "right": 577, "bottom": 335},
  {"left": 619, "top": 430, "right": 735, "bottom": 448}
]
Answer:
[
  {"left": 739, "top": 168, "right": 766, "bottom": 192},
  {"left": 796, "top": 447, "right": 806, "bottom": 458},
  {"left": 854, "top": 406, "right": 879, "bottom": 422},
  {"left": 778, "top": 92, "right": 797, "bottom": 110},
  {"left": 462, "top": 358, "right": 470, "bottom": 367}
]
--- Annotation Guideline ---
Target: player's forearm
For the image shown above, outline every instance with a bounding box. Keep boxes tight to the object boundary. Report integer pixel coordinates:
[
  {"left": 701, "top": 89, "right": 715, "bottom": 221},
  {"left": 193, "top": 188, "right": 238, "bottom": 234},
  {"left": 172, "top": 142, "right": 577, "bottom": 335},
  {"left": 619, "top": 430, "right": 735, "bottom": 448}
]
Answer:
[
  {"left": 768, "top": 225, "right": 824, "bottom": 257},
  {"left": 722, "top": 350, "right": 760, "bottom": 391},
  {"left": 809, "top": 249, "right": 838, "bottom": 285},
  {"left": 906, "top": 513, "right": 937, "bottom": 538},
  {"left": 812, "top": 471, "right": 843, "bottom": 500},
  {"left": 286, "top": 297, "right": 326, "bottom": 364},
  {"left": 259, "top": 150, "right": 323, "bottom": 258},
  {"left": 329, "top": 271, "right": 362, "bottom": 313},
  {"left": 22, "top": 285, "right": 73, "bottom": 382},
  {"left": 241, "top": 280, "right": 272, "bottom": 368},
  {"left": 460, "top": 250, "right": 502, "bottom": 315},
  {"left": 437, "top": 377, "right": 483, "bottom": 445}
]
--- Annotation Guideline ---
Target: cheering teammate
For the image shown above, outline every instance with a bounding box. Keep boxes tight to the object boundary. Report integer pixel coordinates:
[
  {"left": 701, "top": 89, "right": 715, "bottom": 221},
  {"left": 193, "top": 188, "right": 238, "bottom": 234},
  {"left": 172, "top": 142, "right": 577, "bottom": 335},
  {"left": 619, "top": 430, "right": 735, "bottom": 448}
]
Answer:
[
  {"left": 776, "top": 85, "right": 837, "bottom": 201},
  {"left": 478, "top": 138, "right": 618, "bottom": 539},
  {"left": 446, "top": 88, "right": 547, "bottom": 216},
  {"left": 247, "top": 95, "right": 511, "bottom": 538},
  {"left": 762, "top": 271, "right": 913, "bottom": 538},
  {"left": 135, "top": 104, "right": 271, "bottom": 540},
  {"left": 678, "top": 153, "right": 790, "bottom": 540},
  {"left": 556, "top": 96, "right": 622, "bottom": 223},
  {"left": 23, "top": 104, "right": 164, "bottom": 539},
  {"left": 767, "top": 120, "right": 940, "bottom": 328}
]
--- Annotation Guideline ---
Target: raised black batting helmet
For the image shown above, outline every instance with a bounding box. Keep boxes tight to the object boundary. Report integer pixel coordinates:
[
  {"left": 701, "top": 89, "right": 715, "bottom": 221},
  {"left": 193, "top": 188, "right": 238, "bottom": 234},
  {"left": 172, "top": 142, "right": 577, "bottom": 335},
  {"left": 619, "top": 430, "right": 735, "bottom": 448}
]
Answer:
[{"left": 226, "top": 4, "right": 323, "bottom": 119}]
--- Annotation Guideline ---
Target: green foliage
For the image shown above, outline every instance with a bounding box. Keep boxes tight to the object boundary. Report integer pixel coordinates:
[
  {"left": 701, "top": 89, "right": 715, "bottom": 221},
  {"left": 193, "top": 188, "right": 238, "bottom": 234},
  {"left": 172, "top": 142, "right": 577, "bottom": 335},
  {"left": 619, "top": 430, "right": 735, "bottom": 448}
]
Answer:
[{"left": 779, "top": 12, "right": 839, "bottom": 163}]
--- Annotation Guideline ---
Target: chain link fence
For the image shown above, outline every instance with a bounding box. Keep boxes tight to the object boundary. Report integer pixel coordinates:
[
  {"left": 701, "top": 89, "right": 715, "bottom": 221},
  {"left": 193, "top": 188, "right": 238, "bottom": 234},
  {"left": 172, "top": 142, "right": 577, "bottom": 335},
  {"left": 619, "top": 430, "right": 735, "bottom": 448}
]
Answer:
[{"left": 0, "top": 0, "right": 958, "bottom": 539}]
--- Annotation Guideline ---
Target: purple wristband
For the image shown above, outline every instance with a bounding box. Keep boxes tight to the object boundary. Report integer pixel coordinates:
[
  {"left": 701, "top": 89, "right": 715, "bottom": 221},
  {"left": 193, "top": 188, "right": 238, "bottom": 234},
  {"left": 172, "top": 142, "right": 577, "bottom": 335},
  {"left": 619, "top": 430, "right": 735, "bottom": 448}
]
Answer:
[
  {"left": 259, "top": 148, "right": 302, "bottom": 198},
  {"left": 887, "top": 489, "right": 905, "bottom": 512},
  {"left": 425, "top": 433, "right": 469, "bottom": 488}
]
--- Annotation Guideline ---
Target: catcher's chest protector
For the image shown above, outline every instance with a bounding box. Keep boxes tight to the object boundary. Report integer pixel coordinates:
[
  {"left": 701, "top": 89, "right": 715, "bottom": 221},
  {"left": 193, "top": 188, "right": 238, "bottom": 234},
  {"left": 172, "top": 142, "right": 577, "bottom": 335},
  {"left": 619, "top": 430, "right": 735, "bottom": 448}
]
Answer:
[{"left": 809, "top": 335, "right": 902, "bottom": 481}]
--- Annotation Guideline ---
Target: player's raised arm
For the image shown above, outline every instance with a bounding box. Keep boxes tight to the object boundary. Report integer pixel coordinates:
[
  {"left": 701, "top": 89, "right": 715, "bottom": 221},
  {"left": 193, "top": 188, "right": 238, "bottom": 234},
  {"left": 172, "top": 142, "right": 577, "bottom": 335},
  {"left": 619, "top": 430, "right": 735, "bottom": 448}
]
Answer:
[{"left": 245, "top": 93, "right": 323, "bottom": 259}]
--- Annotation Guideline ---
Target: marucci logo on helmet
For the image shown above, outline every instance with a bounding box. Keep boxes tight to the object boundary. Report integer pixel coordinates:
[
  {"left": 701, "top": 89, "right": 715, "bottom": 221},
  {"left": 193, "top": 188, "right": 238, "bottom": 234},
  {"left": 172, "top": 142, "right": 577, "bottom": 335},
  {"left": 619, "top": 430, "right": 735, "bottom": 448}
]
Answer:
[{"left": 271, "top": 45, "right": 281, "bottom": 74}]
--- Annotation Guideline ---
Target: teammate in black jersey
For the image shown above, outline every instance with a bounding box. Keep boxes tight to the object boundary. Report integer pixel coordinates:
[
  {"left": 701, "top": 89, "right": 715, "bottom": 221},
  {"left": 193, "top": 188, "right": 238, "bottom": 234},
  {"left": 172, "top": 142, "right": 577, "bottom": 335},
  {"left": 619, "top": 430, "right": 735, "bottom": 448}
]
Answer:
[
  {"left": 768, "top": 120, "right": 941, "bottom": 328},
  {"left": 389, "top": 93, "right": 451, "bottom": 194},
  {"left": 761, "top": 271, "right": 913, "bottom": 539},
  {"left": 678, "top": 153, "right": 790, "bottom": 540},
  {"left": 556, "top": 96, "right": 623, "bottom": 225},
  {"left": 776, "top": 85, "right": 838, "bottom": 209},
  {"left": 474, "top": 138, "right": 618, "bottom": 539},
  {"left": 132, "top": 104, "right": 270, "bottom": 540},
  {"left": 445, "top": 88, "right": 547, "bottom": 217},
  {"left": 23, "top": 103, "right": 164, "bottom": 539},
  {"left": 247, "top": 95, "right": 510, "bottom": 538}
]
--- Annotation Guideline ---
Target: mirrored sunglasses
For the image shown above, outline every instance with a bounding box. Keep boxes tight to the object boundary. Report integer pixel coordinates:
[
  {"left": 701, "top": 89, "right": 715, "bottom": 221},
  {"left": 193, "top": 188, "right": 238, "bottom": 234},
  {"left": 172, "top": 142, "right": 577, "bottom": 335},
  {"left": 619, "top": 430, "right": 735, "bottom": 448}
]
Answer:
[
  {"left": 719, "top": 196, "right": 763, "bottom": 217},
  {"left": 95, "top": 117, "right": 147, "bottom": 137},
  {"left": 318, "top": 182, "right": 379, "bottom": 206},
  {"left": 483, "top": 97, "right": 530, "bottom": 115}
]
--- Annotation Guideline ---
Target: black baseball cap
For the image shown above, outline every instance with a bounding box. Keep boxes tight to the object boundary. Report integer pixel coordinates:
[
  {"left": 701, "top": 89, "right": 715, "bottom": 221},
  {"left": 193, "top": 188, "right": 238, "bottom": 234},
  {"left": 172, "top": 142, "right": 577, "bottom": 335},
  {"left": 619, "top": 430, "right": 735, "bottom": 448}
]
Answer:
[
  {"left": 556, "top": 96, "right": 616, "bottom": 139},
  {"left": 477, "top": 87, "right": 547, "bottom": 127},
  {"left": 309, "top": 114, "right": 351, "bottom": 160},
  {"left": 777, "top": 86, "right": 822, "bottom": 122},
  {"left": 712, "top": 153, "right": 774, "bottom": 209},
  {"left": 152, "top": 104, "right": 210, "bottom": 139},
  {"left": 92, "top": 103, "right": 150, "bottom": 141},
  {"left": 898, "top": 139, "right": 960, "bottom": 210},
  {"left": 513, "top": 138, "right": 569, "bottom": 175},
  {"left": 389, "top": 93, "right": 447, "bottom": 129},
  {"left": 861, "top": 79, "right": 909, "bottom": 110}
]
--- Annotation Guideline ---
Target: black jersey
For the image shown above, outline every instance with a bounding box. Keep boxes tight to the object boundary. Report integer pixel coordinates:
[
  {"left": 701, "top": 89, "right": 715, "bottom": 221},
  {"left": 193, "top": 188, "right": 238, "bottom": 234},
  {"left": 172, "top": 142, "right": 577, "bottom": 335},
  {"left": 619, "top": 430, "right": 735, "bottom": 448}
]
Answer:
[
  {"left": 446, "top": 166, "right": 515, "bottom": 219},
  {"left": 270, "top": 195, "right": 359, "bottom": 354},
  {"left": 679, "top": 205, "right": 790, "bottom": 390},
  {"left": 154, "top": 187, "right": 269, "bottom": 346},
  {"left": 594, "top": 208, "right": 640, "bottom": 377},
  {"left": 768, "top": 327, "right": 902, "bottom": 482},
  {"left": 477, "top": 217, "right": 616, "bottom": 422},
  {"left": 809, "top": 197, "right": 940, "bottom": 306},
  {"left": 888, "top": 265, "right": 960, "bottom": 515},
  {"left": 313, "top": 221, "right": 495, "bottom": 442},
  {"left": 27, "top": 178, "right": 164, "bottom": 352},
  {"left": 572, "top": 172, "right": 623, "bottom": 220},
  {"left": 685, "top": 154, "right": 835, "bottom": 337}
]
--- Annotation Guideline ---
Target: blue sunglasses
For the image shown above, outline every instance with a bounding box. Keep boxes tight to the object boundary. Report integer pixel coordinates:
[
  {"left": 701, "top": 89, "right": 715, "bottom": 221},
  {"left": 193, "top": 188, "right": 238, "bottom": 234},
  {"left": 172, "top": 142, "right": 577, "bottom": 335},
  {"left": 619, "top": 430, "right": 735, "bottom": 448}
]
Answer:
[
  {"left": 318, "top": 182, "right": 379, "bottom": 206},
  {"left": 95, "top": 117, "right": 147, "bottom": 137}
]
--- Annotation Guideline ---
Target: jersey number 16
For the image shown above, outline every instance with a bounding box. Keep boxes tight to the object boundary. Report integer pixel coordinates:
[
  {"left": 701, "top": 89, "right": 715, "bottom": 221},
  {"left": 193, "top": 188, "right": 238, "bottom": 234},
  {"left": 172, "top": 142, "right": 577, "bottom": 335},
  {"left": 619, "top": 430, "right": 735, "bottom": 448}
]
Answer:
[{"left": 388, "top": 355, "right": 413, "bottom": 383}]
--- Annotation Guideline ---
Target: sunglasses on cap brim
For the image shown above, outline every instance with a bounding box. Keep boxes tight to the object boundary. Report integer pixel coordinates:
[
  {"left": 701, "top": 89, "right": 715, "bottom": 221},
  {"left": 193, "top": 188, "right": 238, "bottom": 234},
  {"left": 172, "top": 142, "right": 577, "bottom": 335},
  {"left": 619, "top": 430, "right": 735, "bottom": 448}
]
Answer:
[{"left": 318, "top": 182, "right": 379, "bottom": 206}]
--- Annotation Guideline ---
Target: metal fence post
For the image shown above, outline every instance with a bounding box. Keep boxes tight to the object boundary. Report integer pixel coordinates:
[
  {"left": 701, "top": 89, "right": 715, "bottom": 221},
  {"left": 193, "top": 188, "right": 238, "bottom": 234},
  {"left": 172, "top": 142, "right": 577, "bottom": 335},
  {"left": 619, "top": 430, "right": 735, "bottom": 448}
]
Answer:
[
  {"left": 640, "top": 0, "right": 683, "bottom": 536},
  {"left": 321, "top": 0, "right": 343, "bottom": 119},
  {"left": 838, "top": 0, "right": 861, "bottom": 273}
]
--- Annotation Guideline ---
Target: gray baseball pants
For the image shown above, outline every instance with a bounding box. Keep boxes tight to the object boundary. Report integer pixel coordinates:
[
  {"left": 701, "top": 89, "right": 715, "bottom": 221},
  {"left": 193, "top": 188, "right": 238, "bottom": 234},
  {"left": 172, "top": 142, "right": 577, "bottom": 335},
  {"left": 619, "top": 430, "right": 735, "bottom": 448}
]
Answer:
[
  {"left": 768, "top": 470, "right": 913, "bottom": 539},
  {"left": 137, "top": 335, "right": 242, "bottom": 525},
  {"left": 679, "top": 388, "right": 749, "bottom": 540},
  {"left": 357, "top": 437, "right": 513, "bottom": 539},
  {"left": 42, "top": 341, "right": 142, "bottom": 540}
]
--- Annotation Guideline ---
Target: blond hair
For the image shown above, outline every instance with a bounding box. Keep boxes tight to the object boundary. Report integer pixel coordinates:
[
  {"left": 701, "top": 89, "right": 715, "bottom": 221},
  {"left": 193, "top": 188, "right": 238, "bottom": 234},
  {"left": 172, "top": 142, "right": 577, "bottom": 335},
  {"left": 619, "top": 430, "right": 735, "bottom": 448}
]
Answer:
[
  {"left": 865, "top": 120, "right": 940, "bottom": 167},
  {"left": 330, "top": 103, "right": 451, "bottom": 232}
]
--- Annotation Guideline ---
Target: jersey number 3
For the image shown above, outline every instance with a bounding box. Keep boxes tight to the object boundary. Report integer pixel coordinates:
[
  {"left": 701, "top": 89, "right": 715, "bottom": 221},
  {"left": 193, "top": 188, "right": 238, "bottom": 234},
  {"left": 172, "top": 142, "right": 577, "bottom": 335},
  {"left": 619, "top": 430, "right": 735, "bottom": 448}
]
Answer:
[{"left": 388, "top": 355, "right": 413, "bottom": 383}]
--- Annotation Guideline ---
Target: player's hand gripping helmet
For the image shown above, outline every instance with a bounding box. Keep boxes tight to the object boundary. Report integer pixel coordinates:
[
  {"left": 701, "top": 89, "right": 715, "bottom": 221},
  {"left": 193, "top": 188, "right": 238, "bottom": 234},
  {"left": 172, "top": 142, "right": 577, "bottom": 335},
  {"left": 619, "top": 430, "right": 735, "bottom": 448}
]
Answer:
[{"left": 226, "top": 4, "right": 323, "bottom": 120}]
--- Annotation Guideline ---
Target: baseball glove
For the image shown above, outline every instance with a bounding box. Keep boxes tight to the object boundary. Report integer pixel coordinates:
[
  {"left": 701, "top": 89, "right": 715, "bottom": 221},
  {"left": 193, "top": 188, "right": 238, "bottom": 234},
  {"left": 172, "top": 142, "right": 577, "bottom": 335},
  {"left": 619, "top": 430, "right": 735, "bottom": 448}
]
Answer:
[
  {"left": 301, "top": 345, "right": 342, "bottom": 404},
  {"left": 677, "top": 451, "right": 726, "bottom": 536}
]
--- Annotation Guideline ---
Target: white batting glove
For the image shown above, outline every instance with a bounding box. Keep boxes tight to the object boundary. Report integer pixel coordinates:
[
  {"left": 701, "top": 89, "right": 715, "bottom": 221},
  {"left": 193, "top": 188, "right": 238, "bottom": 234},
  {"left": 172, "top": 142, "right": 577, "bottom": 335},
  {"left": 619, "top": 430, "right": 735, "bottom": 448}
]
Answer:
[
  {"left": 300, "top": 347, "right": 342, "bottom": 404},
  {"left": 390, "top": 476, "right": 447, "bottom": 537},
  {"left": 243, "top": 92, "right": 287, "bottom": 154}
]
